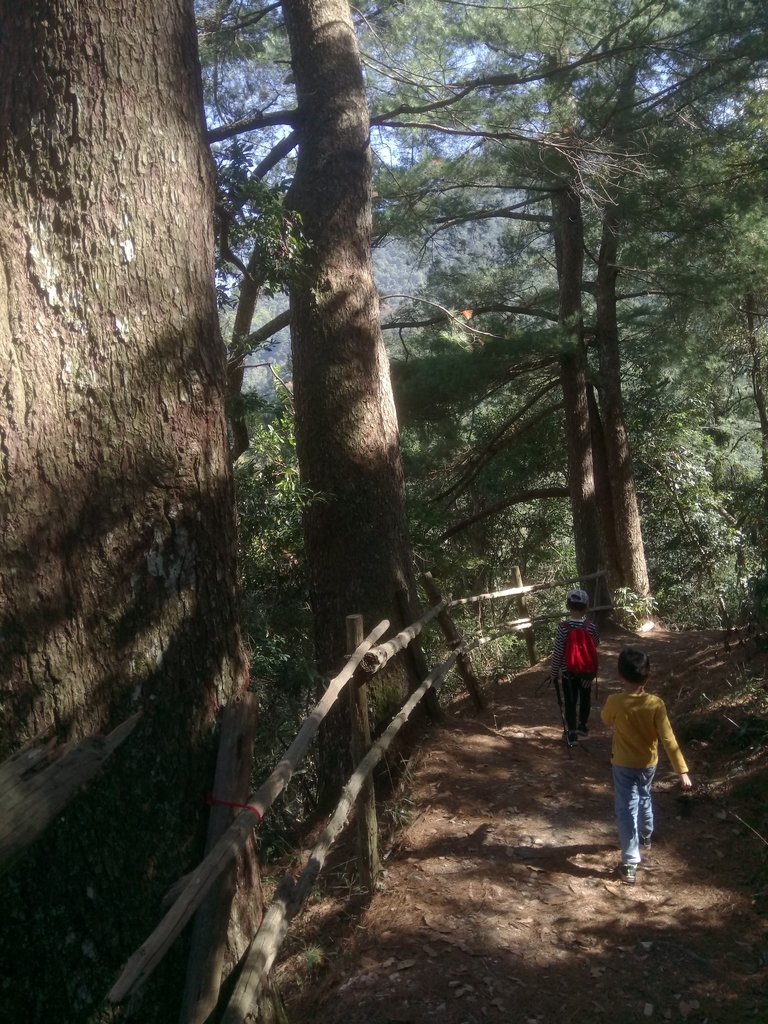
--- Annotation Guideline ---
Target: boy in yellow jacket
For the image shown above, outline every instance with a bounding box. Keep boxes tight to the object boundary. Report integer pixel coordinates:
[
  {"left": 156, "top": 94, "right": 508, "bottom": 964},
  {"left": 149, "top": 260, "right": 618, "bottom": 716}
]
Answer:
[{"left": 601, "top": 647, "right": 692, "bottom": 885}]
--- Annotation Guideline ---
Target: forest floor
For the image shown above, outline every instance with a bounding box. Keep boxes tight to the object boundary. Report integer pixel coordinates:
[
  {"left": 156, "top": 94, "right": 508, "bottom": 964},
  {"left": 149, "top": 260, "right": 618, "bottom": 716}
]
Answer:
[{"left": 274, "top": 625, "right": 768, "bottom": 1024}]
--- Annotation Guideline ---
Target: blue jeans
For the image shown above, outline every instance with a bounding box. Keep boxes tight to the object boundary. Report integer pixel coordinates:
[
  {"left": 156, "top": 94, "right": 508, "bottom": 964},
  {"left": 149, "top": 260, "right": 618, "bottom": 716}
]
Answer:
[{"left": 612, "top": 765, "right": 656, "bottom": 866}]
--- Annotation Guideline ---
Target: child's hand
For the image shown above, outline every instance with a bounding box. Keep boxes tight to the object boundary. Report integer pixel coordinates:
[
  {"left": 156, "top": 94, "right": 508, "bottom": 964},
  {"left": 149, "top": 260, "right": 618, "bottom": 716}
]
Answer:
[{"left": 679, "top": 772, "right": 692, "bottom": 789}]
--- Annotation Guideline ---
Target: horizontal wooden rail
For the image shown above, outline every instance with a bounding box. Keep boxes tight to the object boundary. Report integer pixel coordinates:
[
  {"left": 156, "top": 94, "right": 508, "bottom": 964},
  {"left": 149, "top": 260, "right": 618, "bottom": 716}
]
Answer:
[
  {"left": 450, "top": 569, "right": 607, "bottom": 608},
  {"left": 450, "top": 584, "right": 534, "bottom": 607},
  {"left": 221, "top": 650, "right": 460, "bottom": 1024},
  {"left": 527, "top": 604, "right": 613, "bottom": 624},
  {"left": 361, "top": 599, "right": 447, "bottom": 673},
  {"left": 465, "top": 605, "right": 614, "bottom": 652},
  {"left": 108, "top": 618, "right": 390, "bottom": 1005},
  {"left": 465, "top": 616, "right": 534, "bottom": 649},
  {"left": 109, "top": 567, "right": 611, "bottom": 1011}
]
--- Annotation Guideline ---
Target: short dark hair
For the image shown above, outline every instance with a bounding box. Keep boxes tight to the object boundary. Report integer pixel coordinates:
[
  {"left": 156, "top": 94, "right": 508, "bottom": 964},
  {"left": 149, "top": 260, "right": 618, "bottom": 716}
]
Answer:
[{"left": 618, "top": 647, "right": 650, "bottom": 684}]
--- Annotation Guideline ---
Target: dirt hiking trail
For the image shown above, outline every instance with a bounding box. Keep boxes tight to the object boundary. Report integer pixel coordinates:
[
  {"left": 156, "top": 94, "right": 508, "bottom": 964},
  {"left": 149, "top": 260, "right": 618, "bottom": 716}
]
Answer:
[{"left": 278, "top": 627, "right": 768, "bottom": 1024}]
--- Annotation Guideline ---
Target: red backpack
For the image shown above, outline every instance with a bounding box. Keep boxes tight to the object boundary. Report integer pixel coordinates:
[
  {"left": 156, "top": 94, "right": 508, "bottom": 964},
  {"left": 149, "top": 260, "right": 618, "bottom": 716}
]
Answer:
[{"left": 564, "top": 622, "right": 598, "bottom": 676}]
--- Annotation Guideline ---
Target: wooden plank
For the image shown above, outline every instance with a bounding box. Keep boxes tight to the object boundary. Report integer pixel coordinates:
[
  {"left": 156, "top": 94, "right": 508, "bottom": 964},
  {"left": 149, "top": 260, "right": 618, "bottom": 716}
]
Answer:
[
  {"left": 108, "top": 618, "right": 390, "bottom": 1005},
  {"left": 0, "top": 714, "right": 141, "bottom": 875},
  {"left": 179, "top": 694, "right": 259, "bottom": 1024},
  {"left": 0, "top": 732, "right": 57, "bottom": 784},
  {"left": 347, "top": 615, "right": 379, "bottom": 894}
]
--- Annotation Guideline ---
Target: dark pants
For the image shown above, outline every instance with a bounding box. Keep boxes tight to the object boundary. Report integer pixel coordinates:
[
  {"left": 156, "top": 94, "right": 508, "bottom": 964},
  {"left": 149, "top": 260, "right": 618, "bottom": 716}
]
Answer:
[{"left": 562, "top": 672, "right": 593, "bottom": 731}]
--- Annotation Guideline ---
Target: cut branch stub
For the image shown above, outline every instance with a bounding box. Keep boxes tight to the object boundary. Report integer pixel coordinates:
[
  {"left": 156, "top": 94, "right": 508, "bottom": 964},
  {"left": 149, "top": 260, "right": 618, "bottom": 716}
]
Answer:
[{"left": 359, "top": 600, "right": 447, "bottom": 675}]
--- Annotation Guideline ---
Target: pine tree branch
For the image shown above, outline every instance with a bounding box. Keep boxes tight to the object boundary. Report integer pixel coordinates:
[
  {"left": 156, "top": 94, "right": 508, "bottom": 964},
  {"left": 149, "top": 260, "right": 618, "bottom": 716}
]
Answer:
[
  {"left": 242, "top": 309, "right": 291, "bottom": 351},
  {"left": 374, "top": 119, "right": 535, "bottom": 142},
  {"left": 197, "top": 1, "right": 281, "bottom": 35},
  {"left": 441, "top": 486, "right": 569, "bottom": 540},
  {"left": 207, "top": 109, "right": 298, "bottom": 143},
  {"left": 381, "top": 301, "right": 559, "bottom": 330},
  {"left": 378, "top": 181, "right": 556, "bottom": 203},
  {"left": 252, "top": 131, "right": 298, "bottom": 178},
  {"left": 371, "top": 41, "right": 658, "bottom": 126},
  {"left": 433, "top": 387, "right": 562, "bottom": 505},
  {"left": 380, "top": 295, "right": 509, "bottom": 339},
  {"left": 432, "top": 204, "right": 553, "bottom": 229}
]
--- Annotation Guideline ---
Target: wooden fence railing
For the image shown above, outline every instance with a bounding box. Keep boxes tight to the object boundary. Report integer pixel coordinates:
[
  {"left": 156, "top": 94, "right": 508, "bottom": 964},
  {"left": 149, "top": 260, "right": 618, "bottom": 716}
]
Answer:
[
  {"left": 97, "top": 567, "right": 607, "bottom": 1021},
  {"left": 105, "top": 568, "right": 608, "bottom": 1020},
  {"left": 222, "top": 649, "right": 461, "bottom": 1023}
]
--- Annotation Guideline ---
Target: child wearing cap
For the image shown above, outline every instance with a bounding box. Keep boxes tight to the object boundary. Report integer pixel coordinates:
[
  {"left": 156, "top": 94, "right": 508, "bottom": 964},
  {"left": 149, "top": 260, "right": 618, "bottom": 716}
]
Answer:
[
  {"left": 601, "top": 647, "right": 692, "bottom": 885},
  {"left": 549, "top": 587, "right": 600, "bottom": 743}
]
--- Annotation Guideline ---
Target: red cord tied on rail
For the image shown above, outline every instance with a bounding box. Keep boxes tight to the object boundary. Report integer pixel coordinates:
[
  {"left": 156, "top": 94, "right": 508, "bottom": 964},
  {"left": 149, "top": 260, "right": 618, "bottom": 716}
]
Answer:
[{"left": 206, "top": 792, "right": 263, "bottom": 822}]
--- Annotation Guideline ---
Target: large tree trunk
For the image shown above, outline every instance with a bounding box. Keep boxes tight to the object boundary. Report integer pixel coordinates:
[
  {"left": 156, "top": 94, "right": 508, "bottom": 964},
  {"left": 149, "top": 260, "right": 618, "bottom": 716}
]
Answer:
[
  {"left": 590, "top": 67, "right": 650, "bottom": 599},
  {"left": 746, "top": 290, "right": 768, "bottom": 566},
  {"left": 552, "top": 184, "right": 603, "bottom": 583},
  {"left": 587, "top": 384, "right": 624, "bottom": 593},
  {"left": 594, "top": 198, "right": 651, "bottom": 597},
  {"left": 0, "top": 2, "right": 249, "bottom": 1020},
  {"left": 282, "top": 0, "right": 418, "bottom": 797}
]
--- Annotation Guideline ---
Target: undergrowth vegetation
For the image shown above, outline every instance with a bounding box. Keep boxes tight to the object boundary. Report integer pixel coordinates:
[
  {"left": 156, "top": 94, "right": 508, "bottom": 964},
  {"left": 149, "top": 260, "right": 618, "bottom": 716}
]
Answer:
[{"left": 235, "top": 368, "right": 768, "bottom": 860}]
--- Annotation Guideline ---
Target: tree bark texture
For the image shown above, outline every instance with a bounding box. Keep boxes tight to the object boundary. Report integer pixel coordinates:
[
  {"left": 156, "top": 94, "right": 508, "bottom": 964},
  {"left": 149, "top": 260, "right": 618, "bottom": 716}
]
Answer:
[
  {"left": 0, "top": 2, "right": 247, "bottom": 1020},
  {"left": 594, "top": 199, "right": 651, "bottom": 597},
  {"left": 552, "top": 184, "right": 603, "bottom": 582},
  {"left": 746, "top": 290, "right": 768, "bottom": 564},
  {"left": 282, "top": 0, "right": 418, "bottom": 790},
  {"left": 587, "top": 384, "right": 623, "bottom": 594},
  {"left": 226, "top": 247, "right": 265, "bottom": 462}
]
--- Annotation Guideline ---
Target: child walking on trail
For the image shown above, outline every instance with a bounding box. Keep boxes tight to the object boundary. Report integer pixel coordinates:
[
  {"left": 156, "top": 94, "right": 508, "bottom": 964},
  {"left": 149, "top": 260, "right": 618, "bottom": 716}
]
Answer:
[
  {"left": 601, "top": 647, "right": 692, "bottom": 885},
  {"left": 549, "top": 587, "right": 600, "bottom": 744}
]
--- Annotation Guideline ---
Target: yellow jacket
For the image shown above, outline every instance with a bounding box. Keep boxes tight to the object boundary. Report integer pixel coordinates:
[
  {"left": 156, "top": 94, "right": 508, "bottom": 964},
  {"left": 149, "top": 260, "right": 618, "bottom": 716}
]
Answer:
[{"left": 601, "top": 691, "right": 689, "bottom": 773}]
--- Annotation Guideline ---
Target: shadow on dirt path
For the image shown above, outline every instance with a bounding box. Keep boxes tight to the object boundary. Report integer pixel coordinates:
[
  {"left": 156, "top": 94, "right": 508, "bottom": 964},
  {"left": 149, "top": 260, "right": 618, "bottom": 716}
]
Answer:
[{"left": 281, "top": 627, "right": 768, "bottom": 1024}]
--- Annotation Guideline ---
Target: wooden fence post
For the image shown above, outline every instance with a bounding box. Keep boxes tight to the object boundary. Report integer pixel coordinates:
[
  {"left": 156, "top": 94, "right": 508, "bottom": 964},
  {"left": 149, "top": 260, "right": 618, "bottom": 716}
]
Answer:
[
  {"left": 179, "top": 695, "right": 259, "bottom": 1024},
  {"left": 109, "top": 621, "right": 391, "bottom": 1005},
  {"left": 422, "top": 573, "right": 487, "bottom": 710},
  {"left": 395, "top": 588, "right": 443, "bottom": 723},
  {"left": 220, "top": 649, "right": 459, "bottom": 1024},
  {"left": 346, "top": 615, "right": 379, "bottom": 893},
  {"left": 594, "top": 569, "right": 613, "bottom": 627},
  {"left": 512, "top": 565, "right": 538, "bottom": 666}
]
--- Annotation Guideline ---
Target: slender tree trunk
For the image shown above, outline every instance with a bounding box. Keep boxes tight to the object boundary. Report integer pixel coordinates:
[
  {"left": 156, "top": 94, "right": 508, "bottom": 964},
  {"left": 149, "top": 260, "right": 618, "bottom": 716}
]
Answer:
[
  {"left": 552, "top": 184, "right": 603, "bottom": 582},
  {"left": 587, "top": 384, "right": 623, "bottom": 593},
  {"left": 594, "top": 198, "right": 651, "bottom": 597},
  {"left": 282, "top": 0, "right": 418, "bottom": 796},
  {"left": 0, "top": 2, "right": 249, "bottom": 1019},
  {"left": 226, "top": 248, "right": 264, "bottom": 461},
  {"left": 746, "top": 290, "right": 768, "bottom": 565}
]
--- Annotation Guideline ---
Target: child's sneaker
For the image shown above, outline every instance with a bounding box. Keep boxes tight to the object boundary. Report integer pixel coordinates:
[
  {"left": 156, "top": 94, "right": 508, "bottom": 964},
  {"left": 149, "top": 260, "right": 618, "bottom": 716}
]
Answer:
[
  {"left": 618, "top": 863, "right": 637, "bottom": 885},
  {"left": 577, "top": 723, "right": 589, "bottom": 734},
  {"left": 640, "top": 835, "right": 652, "bottom": 851},
  {"left": 566, "top": 730, "right": 578, "bottom": 744}
]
